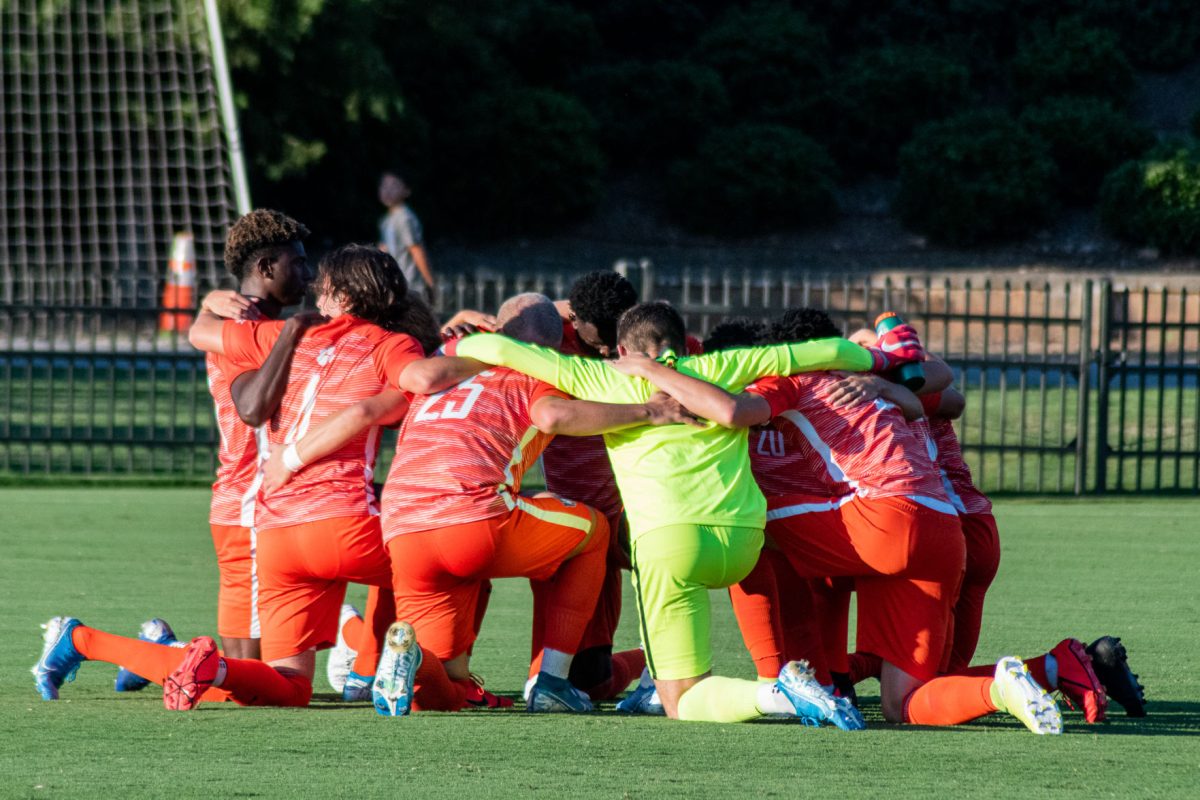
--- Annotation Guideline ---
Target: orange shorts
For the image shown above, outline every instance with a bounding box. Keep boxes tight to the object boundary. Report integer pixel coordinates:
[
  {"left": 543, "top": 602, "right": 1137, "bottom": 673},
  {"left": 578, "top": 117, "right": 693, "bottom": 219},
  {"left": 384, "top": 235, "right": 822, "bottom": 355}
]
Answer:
[
  {"left": 386, "top": 496, "right": 599, "bottom": 661},
  {"left": 766, "top": 494, "right": 966, "bottom": 681},
  {"left": 255, "top": 515, "right": 393, "bottom": 663},
  {"left": 210, "top": 524, "right": 258, "bottom": 640}
]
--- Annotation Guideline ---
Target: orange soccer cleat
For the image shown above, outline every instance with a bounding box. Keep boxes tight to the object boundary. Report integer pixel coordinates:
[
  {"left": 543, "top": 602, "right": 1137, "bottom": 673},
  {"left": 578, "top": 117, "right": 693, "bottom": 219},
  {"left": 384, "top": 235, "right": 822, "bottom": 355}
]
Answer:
[
  {"left": 164, "top": 637, "right": 220, "bottom": 711},
  {"left": 1050, "top": 638, "right": 1107, "bottom": 723}
]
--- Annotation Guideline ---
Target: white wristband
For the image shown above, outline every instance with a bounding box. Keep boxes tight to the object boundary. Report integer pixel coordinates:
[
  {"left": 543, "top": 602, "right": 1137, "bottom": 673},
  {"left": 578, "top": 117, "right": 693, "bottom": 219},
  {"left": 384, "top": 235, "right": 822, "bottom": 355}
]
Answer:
[{"left": 281, "top": 443, "right": 306, "bottom": 472}]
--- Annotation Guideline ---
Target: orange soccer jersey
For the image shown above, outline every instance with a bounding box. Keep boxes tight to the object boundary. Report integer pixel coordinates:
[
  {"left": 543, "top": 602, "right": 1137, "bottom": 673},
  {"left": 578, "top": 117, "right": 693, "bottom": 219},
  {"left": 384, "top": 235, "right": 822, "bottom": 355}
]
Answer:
[
  {"left": 381, "top": 368, "right": 568, "bottom": 539},
  {"left": 748, "top": 372, "right": 952, "bottom": 507},
  {"left": 205, "top": 351, "right": 266, "bottom": 640},
  {"left": 221, "top": 314, "right": 424, "bottom": 530}
]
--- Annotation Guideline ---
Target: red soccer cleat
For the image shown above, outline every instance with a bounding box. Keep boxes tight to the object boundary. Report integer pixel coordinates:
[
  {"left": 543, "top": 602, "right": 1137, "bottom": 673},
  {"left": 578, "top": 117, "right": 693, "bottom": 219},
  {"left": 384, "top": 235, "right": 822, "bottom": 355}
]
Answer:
[
  {"left": 461, "top": 673, "right": 513, "bottom": 709},
  {"left": 1050, "top": 638, "right": 1107, "bottom": 723},
  {"left": 164, "top": 636, "right": 219, "bottom": 711}
]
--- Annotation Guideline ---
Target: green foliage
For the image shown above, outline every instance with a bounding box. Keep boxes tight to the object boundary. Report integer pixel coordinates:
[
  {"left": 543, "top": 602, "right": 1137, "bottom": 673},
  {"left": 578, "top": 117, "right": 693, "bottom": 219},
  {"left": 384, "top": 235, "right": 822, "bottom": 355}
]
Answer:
[
  {"left": 829, "top": 44, "right": 973, "bottom": 174},
  {"left": 693, "top": 2, "right": 831, "bottom": 129},
  {"left": 667, "top": 124, "right": 838, "bottom": 235},
  {"left": 1019, "top": 97, "right": 1153, "bottom": 205},
  {"left": 574, "top": 60, "right": 727, "bottom": 165},
  {"left": 896, "top": 110, "right": 1058, "bottom": 244},
  {"left": 1011, "top": 19, "right": 1134, "bottom": 108},
  {"left": 438, "top": 88, "right": 605, "bottom": 237},
  {"left": 1099, "top": 143, "right": 1200, "bottom": 254},
  {"left": 1066, "top": 0, "right": 1200, "bottom": 70},
  {"left": 483, "top": 0, "right": 602, "bottom": 87}
]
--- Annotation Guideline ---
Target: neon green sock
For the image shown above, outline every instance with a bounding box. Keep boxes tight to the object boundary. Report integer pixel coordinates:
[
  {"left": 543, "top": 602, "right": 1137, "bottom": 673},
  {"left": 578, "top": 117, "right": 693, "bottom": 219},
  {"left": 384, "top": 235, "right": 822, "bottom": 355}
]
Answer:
[
  {"left": 676, "top": 676, "right": 762, "bottom": 723},
  {"left": 988, "top": 677, "right": 1005, "bottom": 711}
]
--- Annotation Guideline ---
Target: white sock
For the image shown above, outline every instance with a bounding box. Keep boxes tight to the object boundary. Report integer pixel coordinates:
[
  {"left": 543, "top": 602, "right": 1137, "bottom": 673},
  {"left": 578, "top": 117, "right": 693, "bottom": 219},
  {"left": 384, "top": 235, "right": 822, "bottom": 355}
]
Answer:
[
  {"left": 213, "top": 658, "right": 227, "bottom": 687},
  {"left": 540, "top": 648, "right": 573, "bottom": 679},
  {"left": 755, "top": 681, "right": 796, "bottom": 716},
  {"left": 1044, "top": 654, "right": 1058, "bottom": 689},
  {"left": 637, "top": 666, "right": 654, "bottom": 689}
]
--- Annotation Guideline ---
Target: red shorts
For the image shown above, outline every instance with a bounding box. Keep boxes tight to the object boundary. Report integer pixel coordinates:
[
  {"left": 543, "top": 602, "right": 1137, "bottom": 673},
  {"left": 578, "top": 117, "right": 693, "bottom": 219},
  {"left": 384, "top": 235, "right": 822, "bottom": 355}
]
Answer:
[
  {"left": 766, "top": 494, "right": 966, "bottom": 681},
  {"left": 210, "top": 524, "right": 258, "bottom": 640},
  {"left": 255, "top": 515, "right": 393, "bottom": 663},
  {"left": 386, "top": 496, "right": 599, "bottom": 661}
]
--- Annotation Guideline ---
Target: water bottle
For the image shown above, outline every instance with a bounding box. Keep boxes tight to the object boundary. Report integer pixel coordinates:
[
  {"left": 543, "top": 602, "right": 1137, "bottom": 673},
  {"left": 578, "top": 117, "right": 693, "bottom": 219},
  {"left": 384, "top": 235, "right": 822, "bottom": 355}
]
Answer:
[{"left": 874, "top": 311, "right": 925, "bottom": 391}]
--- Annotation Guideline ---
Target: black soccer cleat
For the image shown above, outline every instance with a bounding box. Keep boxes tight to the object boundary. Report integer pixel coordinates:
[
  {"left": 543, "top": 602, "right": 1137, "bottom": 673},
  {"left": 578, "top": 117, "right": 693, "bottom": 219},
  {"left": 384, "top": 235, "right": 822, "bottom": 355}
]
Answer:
[
  {"left": 830, "top": 671, "right": 859, "bottom": 709},
  {"left": 1086, "top": 636, "right": 1146, "bottom": 717}
]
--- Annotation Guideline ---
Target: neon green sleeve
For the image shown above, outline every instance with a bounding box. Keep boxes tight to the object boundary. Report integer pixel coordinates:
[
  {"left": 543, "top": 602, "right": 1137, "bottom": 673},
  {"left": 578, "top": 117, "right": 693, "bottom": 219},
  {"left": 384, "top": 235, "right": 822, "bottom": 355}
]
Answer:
[
  {"left": 455, "top": 333, "right": 640, "bottom": 402},
  {"left": 679, "top": 337, "right": 874, "bottom": 392}
]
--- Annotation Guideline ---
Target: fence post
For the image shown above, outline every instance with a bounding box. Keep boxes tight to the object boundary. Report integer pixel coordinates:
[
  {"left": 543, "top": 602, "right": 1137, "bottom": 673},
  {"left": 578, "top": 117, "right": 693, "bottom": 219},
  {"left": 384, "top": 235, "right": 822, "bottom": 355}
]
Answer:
[
  {"left": 639, "top": 259, "right": 655, "bottom": 304},
  {"left": 1094, "top": 280, "right": 1112, "bottom": 493},
  {"left": 1075, "top": 280, "right": 1093, "bottom": 495}
]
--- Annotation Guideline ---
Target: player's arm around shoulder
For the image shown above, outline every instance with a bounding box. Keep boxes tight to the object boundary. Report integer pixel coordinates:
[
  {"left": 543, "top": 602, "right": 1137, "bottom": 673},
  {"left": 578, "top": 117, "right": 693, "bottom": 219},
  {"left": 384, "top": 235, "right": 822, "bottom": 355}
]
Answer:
[
  {"left": 453, "top": 332, "right": 624, "bottom": 401},
  {"left": 261, "top": 388, "right": 409, "bottom": 495},
  {"left": 608, "top": 352, "right": 769, "bottom": 428},
  {"left": 529, "top": 391, "right": 702, "bottom": 436}
]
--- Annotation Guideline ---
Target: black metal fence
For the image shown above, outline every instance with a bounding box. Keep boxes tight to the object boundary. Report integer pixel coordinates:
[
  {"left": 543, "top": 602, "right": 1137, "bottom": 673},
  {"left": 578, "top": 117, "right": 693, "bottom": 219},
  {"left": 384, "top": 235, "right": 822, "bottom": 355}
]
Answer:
[{"left": 2, "top": 269, "right": 1197, "bottom": 494}]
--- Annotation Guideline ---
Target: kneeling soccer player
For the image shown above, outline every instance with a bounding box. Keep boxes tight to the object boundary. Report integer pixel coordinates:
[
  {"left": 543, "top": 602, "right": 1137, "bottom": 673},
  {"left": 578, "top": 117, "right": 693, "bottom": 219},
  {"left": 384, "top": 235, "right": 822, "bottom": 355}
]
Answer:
[
  {"left": 33, "top": 246, "right": 435, "bottom": 710},
  {"left": 441, "top": 301, "right": 923, "bottom": 724}
]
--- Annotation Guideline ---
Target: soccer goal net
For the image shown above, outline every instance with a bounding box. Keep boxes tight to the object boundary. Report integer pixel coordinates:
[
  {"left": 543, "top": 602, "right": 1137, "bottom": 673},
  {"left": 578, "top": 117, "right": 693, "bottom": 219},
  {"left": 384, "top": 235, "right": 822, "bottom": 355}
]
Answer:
[{"left": 0, "top": 0, "right": 245, "bottom": 308}]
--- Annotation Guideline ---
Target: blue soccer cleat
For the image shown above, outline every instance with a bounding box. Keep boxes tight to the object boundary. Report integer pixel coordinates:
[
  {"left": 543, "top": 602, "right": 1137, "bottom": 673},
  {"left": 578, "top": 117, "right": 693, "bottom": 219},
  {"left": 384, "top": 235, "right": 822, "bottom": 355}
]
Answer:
[
  {"left": 33, "top": 616, "right": 86, "bottom": 701},
  {"left": 526, "top": 673, "right": 594, "bottom": 713},
  {"left": 775, "top": 660, "right": 867, "bottom": 730},
  {"left": 615, "top": 681, "right": 665, "bottom": 715},
  {"left": 372, "top": 622, "right": 422, "bottom": 717},
  {"left": 343, "top": 670, "right": 374, "bottom": 702},
  {"left": 115, "top": 618, "right": 180, "bottom": 692}
]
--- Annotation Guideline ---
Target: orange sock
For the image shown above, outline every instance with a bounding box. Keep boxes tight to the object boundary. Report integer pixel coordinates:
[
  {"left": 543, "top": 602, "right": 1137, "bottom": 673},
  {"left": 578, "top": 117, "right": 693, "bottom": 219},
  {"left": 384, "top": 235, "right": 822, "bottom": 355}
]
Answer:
[
  {"left": 72, "top": 625, "right": 186, "bottom": 685},
  {"left": 584, "top": 648, "right": 646, "bottom": 702},
  {"left": 848, "top": 652, "right": 882, "bottom": 684},
  {"left": 728, "top": 552, "right": 785, "bottom": 679},
  {"left": 351, "top": 586, "right": 395, "bottom": 677},
  {"left": 220, "top": 658, "right": 312, "bottom": 707},
  {"left": 903, "top": 676, "right": 998, "bottom": 725},
  {"left": 412, "top": 646, "right": 468, "bottom": 712},
  {"left": 812, "top": 578, "right": 852, "bottom": 674},
  {"left": 539, "top": 515, "right": 610, "bottom": 654}
]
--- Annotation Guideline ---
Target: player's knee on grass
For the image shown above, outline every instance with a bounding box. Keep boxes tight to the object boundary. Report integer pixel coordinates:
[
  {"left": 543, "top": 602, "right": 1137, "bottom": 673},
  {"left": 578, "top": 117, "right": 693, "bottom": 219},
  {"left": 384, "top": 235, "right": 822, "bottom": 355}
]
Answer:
[{"left": 880, "top": 660, "right": 924, "bottom": 723}]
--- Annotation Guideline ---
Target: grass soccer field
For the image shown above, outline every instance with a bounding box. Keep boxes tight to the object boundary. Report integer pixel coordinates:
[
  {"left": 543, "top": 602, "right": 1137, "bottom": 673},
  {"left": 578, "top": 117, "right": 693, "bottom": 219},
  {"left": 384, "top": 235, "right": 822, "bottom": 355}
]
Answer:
[{"left": 3, "top": 489, "right": 1198, "bottom": 798}]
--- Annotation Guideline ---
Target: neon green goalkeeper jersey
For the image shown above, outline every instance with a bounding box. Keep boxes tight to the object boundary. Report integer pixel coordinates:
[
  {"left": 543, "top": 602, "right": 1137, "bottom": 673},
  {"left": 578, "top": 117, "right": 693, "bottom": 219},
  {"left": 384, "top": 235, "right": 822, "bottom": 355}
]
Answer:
[{"left": 455, "top": 334, "right": 873, "bottom": 537}]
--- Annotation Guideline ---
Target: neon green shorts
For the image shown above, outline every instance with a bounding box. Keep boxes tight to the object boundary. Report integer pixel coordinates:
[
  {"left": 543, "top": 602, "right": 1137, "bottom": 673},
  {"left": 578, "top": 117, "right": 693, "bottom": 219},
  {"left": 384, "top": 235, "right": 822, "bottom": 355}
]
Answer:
[{"left": 630, "top": 524, "right": 764, "bottom": 681}]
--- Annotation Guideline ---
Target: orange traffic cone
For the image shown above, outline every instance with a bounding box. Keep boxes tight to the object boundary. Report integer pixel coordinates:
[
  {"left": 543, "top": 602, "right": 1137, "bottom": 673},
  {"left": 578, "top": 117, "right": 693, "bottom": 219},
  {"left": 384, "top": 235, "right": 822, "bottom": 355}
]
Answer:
[{"left": 159, "top": 232, "right": 196, "bottom": 332}]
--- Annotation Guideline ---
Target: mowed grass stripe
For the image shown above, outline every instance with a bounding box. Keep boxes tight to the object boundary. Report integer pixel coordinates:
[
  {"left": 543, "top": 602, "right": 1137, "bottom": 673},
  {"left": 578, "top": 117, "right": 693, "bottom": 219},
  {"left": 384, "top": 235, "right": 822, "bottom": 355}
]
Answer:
[{"left": 2, "top": 489, "right": 1197, "bottom": 798}]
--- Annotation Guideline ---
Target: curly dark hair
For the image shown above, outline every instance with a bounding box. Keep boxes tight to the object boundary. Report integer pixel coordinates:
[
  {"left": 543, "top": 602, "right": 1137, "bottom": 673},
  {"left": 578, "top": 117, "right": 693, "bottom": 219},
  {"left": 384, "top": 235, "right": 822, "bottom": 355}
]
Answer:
[
  {"left": 568, "top": 271, "right": 639, "bottom": 349},
  {"left": 224, "top": 209, "right": 310, "bottom": 281},
  {"left": 765, "top": 307, "right": 843, "bottom": 345},
  {"left": 317, "top": 244, "right": 414, "bottom": 335},
  {"left": 702, "top": 317, "right": 767, "bottom": 352},
  {"left": 616, "top": 301, "right": 687, "bottom": 356}
]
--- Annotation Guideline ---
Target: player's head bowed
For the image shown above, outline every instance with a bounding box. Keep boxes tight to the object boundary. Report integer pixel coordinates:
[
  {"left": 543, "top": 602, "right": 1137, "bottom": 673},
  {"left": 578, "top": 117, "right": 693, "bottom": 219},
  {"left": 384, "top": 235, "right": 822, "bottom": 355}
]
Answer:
[
  {"left": 766, "top": 307, "right": 842, "bottom": 345},
  {"left": 496, "top": 293, "right": 563, "bottom": 348},
  {"left": 616, "top": 301, "right": 687, "bottom": 359},
  {"left": 314, "top": 244, "right": 437, "bottom": 353},
  {"left": 224, "top": 209, "right": 310, "bottom": 282},
  {"left": 569, "top": 271, "right": 639, "bottom": 355}
]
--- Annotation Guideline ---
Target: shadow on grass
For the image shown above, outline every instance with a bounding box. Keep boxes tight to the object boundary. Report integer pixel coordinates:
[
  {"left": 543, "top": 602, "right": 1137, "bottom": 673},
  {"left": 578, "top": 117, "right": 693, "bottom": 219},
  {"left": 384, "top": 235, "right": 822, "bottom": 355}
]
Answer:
[{"left": 300, "top": 693, "right": 1198, "bottom": 734}]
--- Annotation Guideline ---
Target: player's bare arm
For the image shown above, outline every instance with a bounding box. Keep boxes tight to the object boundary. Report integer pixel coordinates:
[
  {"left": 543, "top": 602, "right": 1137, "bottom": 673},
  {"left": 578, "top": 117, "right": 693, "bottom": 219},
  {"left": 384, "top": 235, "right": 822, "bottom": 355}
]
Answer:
[
  {"left": 918, "top": 354, "right": 955, "bottom": 395},
  {"left": 930, "top": 386, "right": 966, "bottom": 419},
  {"left": 261, "top": 388, "right": 409, "bottom": 495},
  {"left": 397, "top": 355, "right": 490, "bottom": 395},
  {"left": 230, "top": 312, "right": 326, "bottom": 427},
  {"left": 530, "top": 392, "right": 700, "bottom": 436},
  {"left": 826, "top": 372, "right": 925, "bottom": 421},
  {"left": 608, "top": 352, "right": 764, "bottom": 428},
  {"left": 440, "top": 308, "right": 496, "bottom": 341}
]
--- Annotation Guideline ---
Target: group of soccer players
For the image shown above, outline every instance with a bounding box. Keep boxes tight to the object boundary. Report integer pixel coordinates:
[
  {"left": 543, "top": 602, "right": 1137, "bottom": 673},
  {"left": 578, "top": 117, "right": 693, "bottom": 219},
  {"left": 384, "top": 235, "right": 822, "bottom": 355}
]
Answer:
[{"left": 34, "top": 209, "right": 1147, "bottom": 733}]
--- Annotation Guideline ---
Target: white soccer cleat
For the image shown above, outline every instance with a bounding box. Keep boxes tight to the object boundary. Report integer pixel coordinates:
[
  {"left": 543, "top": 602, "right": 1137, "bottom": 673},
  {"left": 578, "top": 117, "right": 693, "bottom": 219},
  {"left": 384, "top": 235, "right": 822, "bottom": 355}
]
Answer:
[
  {"left": 326, "top": 603, "right": 361, "bottom": 694},
  {"left": 994, "top": 656, "right": 1064, "bottom": 735},
  {"left": 372, "top": 622, "right": 422, "bottom": 717}
]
